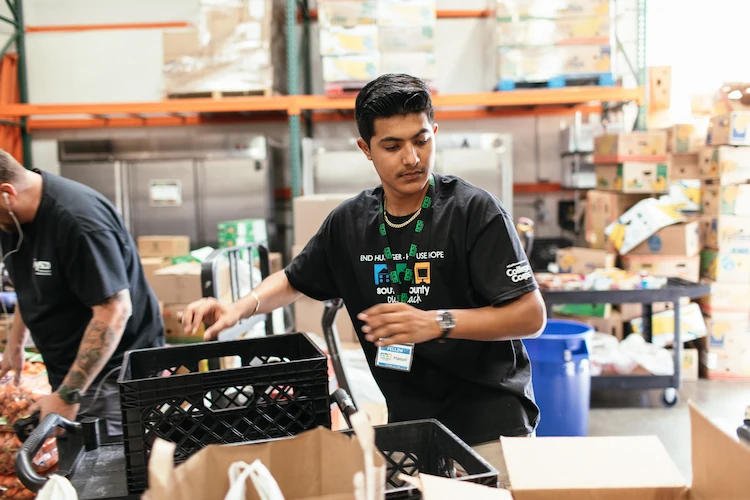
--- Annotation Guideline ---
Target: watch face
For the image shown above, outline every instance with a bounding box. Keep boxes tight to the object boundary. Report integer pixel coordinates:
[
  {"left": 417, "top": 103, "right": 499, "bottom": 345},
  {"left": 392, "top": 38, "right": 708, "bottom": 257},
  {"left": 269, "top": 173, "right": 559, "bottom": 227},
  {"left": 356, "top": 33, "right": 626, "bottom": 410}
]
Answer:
[{"left": 439, "top": 311, "right": 455, "bottom": 329}]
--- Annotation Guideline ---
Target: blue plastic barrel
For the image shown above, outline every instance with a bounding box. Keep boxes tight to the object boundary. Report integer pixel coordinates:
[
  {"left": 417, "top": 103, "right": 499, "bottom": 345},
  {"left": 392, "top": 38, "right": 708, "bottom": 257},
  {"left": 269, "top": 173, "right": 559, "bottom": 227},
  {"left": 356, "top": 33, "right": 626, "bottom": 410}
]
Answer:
[{"left": 524, "top": 319, "right": 592, "bottom": 437}]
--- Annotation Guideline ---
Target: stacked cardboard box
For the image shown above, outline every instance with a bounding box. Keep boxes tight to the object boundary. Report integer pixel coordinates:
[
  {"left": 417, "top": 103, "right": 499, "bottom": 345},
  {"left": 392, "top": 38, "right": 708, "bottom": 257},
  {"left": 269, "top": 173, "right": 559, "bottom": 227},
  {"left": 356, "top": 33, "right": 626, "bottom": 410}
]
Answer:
[
  {"left": 495, "top": 0, "right": 612, "bottom": 87},
  {"left": 292, "top": 195, "right": 358, "bottom": 344},
  {"left": 698, "top": 124, "right": 750, "bottom": 378},
  {"left": 162, "top": 0, "right": 286, "bottom": 96},
  {"left": 318, "top": 0, "right": 436, "bottom": 92}
]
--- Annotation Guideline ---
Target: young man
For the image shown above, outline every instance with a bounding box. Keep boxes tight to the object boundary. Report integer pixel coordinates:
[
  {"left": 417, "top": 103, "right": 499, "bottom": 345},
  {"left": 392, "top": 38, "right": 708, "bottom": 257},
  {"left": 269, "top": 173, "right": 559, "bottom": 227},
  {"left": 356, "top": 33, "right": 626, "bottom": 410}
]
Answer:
[
  {"left": 183, "top": 74, "right": 546, "bottom": 475},
  {"left": 0, "top": 150, "right": 164, "bottom": 436}
]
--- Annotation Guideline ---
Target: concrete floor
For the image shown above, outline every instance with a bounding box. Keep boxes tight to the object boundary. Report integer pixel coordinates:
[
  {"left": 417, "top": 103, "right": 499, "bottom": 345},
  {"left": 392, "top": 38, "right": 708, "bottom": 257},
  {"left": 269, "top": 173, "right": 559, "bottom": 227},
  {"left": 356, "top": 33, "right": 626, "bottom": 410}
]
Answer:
[{"left": 589, "top": 380, "right": 750, "bottom": 482}]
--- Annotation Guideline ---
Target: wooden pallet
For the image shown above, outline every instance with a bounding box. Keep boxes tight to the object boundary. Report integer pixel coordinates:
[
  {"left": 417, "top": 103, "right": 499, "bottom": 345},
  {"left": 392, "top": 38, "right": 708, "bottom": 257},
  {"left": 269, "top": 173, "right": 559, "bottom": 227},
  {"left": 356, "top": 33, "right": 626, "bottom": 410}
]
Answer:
[
  {"left": 165, "top": 88, "right": 273, "bottom": 100},
  {"left": 496, "top": 73, "right": 615, "bottom": 91},
  {"left": 324, "top": 80, "right": 438, "bottom": 98}
]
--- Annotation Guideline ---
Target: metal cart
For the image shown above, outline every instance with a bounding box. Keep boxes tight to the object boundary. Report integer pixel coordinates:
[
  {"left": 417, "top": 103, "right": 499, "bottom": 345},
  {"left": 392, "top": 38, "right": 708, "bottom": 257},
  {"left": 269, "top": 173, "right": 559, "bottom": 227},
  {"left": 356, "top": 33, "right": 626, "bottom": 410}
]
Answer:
[{"left": 541, "top": 278, "right": 711, "bottom": 406}]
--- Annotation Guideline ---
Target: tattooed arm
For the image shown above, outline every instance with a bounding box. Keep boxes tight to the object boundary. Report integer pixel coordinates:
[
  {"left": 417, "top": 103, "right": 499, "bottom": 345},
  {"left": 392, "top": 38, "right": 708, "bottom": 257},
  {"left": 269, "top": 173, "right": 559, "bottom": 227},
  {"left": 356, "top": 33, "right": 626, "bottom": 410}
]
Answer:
[{"left": 32, "top": 289, "right": 132, "bottom": 423}]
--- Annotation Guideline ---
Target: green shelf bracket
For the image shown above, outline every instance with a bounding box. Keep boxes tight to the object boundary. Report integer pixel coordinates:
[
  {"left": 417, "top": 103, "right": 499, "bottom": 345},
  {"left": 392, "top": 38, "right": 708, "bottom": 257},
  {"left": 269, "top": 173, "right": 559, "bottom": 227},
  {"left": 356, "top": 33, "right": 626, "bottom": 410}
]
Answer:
[
  {"left": 286, "top": 0, "right": 301, "bottom": 198},
  {"left": 0, "top": 0, "right": 31, "bottom": 167},
  {"left": 635, "top": 0, "right": 648, "bottom": 131}
]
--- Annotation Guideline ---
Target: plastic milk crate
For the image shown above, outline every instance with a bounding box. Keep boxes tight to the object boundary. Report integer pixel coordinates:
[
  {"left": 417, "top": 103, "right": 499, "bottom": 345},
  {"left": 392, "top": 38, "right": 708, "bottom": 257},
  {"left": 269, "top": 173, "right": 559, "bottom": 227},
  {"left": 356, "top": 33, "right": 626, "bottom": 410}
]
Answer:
[{"left": 118, "top": 332, "right": 331, "bottom": 493}]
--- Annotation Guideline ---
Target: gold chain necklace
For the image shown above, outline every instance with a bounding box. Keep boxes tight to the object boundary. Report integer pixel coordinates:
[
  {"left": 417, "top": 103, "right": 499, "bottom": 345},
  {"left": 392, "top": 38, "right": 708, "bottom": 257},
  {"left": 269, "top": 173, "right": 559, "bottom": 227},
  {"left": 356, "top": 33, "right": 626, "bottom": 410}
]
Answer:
[{"left": 383, "top": 195, "right": 422, "bottom": 229}]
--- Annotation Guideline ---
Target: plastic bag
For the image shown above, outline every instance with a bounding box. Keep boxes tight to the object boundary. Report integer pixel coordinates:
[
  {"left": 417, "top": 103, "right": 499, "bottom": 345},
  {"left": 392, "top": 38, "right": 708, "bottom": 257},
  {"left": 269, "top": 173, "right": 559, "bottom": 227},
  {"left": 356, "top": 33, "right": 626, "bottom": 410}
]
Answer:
[
  {"left": 0, "top": 374, "right": 51, "bottom": 431},
  {"left": 0, "top": 433, "right": 58, "bottom": 476}
]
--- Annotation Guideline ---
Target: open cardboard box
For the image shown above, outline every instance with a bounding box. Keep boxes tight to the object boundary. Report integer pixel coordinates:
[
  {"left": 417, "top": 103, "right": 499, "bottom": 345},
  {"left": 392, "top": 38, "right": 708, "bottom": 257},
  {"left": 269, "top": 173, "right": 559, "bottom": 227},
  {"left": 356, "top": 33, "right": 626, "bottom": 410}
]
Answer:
[{"left": 499, "top": 403, "right": 750, "bottom": 500}]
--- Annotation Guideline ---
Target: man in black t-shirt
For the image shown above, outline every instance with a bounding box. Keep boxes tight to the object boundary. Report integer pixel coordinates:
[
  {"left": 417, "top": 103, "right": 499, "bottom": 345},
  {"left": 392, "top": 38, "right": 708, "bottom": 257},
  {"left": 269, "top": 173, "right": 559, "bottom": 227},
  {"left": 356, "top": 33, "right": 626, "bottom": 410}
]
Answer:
[
  {"left": 0, "top": 150, "right": 164, "bottom": 436},
  {"left": 183, "top": 74, "right": 546, "bottom": 480}
]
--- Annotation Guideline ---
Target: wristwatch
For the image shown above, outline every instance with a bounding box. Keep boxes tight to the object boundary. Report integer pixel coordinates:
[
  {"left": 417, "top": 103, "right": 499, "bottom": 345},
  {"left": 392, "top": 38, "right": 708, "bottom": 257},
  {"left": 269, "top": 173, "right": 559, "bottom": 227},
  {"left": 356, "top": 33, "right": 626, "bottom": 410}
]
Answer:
[
  {"left": 57, "top": 384, "right": 83, "bottom": 405},
  {"left": 436, "top": 310, "right": 456, "bottom": 339}
]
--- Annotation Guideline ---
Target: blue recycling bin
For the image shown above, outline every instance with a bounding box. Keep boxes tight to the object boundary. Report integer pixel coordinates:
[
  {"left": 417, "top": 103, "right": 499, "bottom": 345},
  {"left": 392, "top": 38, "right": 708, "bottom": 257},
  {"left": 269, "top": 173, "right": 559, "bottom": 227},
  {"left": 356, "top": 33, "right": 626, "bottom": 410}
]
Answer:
[{"left": 525, "top": 319, "right": 592, "bottom": 436}]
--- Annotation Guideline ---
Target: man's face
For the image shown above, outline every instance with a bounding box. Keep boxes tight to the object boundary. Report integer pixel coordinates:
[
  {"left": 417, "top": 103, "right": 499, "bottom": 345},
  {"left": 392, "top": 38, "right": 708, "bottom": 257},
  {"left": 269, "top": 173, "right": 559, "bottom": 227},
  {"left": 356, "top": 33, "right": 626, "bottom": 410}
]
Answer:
[{"left": 359, "top": 113, "right": 438, "bottom": 197}]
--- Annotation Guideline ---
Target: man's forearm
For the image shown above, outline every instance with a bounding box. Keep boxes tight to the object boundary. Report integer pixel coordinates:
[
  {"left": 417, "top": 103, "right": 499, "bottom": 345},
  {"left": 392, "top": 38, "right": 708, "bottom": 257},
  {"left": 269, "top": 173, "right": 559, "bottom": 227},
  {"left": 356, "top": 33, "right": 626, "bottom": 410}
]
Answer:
[
  {"left": 61, "top": 290, "right": 132, "bottom": 393},
  {"left": 449, "top": 290, "right": 547, "bottom": 341},
  {"left": 233, "top": 270, "right": 302, "bottom": 320},
  {"left": 8, "top": 305, "right": 30, "bottom": 348}
]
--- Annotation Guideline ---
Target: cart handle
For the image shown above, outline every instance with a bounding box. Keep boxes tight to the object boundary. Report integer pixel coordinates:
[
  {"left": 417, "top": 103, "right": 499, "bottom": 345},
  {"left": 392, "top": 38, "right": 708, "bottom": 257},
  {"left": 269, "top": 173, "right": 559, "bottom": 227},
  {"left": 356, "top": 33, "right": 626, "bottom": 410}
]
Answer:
[
  {"left": 322, "top": 298, "right": 357, "bottom": 409},
  {"left": 15, "top": 413, "right": 98, "bottom": 493},
  {"left": 333, "top": 388, "right": 358, "bottom": 428}
]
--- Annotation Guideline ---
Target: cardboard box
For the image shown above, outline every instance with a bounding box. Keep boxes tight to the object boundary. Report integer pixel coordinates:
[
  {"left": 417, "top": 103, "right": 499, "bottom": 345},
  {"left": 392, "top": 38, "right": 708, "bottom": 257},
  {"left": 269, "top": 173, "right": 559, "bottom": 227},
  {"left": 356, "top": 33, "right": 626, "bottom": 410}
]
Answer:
[
  {"left": 496, "top": 17, "right": 610, "bottom": 46},
  {"left": 702, "top": 348, "right": 750, "bottom": 379},
  {"left": 668, "top": 153, "right": 701, "bottom": 180},
  {"left": 294, "top": 296, "right": 358, "bottom": 344},
  {"left": 162, "top": 304, "right": 205, "bottom": 344},
  {"left": 628, "top": 221, "right": 701, "bottom": 257},
  {"left": 555, "top": 247, "right": 616, "bottom": 274},
  {"left": 585, "top": 190, "right": 649, "bottom": 250},
  {"left": 142, "top": 425, "right": 386, "bottom": 500},
  {"left": 319, "top": 25, "right": 379, "bottom": 56},
  {"left": 495, "top": 0, "right": 610, "bottom": 21},
  {"left": 666, "top": 124, "right": 703, "bottom": 153},
  {"left": 322, "top": 54, "right": 381, "bottom": 82},
  {"left": 593, "top": 131, "right": 668, "bottom": 162},
  {"left": 618, "top": 301, "right": 672, "bottom": 322},
  {"left": 698, "top": 279, "right": 750, "bottom": 314},
  {"left": 378, "top": 0, "right": 436, "bottom": 26},
  {"left": 497, "top": 45, "right": 611, "bottom": 82},
  {"left": 704, "top": 215, "right": 750, "bottom": 251},
  {"left": 293, "top": 194, "right": 353, "bottom": 245},
  {"left": 606, "top": 199, "right": 685, "bottom": 255},
  {"left": 622, "top": 254, "right": 700, "bottom": 282},
  {"left": 630, "top": 302, "right": 707, "bottom": 347},
  {"left": 559, "top": 310, "right": 624, "bottom": 340},
  {"left": 698, "top": 145, "right": 750, "bottom": 183},
  {"left": 217, "top": 218, "right": 268, "bottom": 247},
  {"left": 150, "top": 262, "right": 230, "bottom": 305},
  {"left": 680, "top": 347, "right": 699, "bottom": 381},
  {"left": 595, "top": 162, "right": 669, "bottom": 193},
  {"left": 137, "top": 235, "right": 190, "bottom": 258},
  {"left": 701, "top": 182, "right": 750, "bottom": 216},
  {"left": 709, "top": 111, "right": 750, "bottom": 146},
  {"left": 141, "top": 257, "right": 170, "bottom": 285},
  {"left": 704, "top": 312, "right": 750, "bottom": 350},
  {"left": 380, "top": 25, "right": 435, "bottom": 52},
  {"left": 701, "top": 249, "right": 750, "bottom": 283},
  {"left": 317, "top": 0, "right": 377, "bottom": 28},
  {"left": 669, "top": 179, "right": 701, "bottom": 213},
  {"left": 649, "top": 66, "right": 671, "bottom": 112},
  {"left": 502, "top": 404, "right": 750, "bottom": 500}
]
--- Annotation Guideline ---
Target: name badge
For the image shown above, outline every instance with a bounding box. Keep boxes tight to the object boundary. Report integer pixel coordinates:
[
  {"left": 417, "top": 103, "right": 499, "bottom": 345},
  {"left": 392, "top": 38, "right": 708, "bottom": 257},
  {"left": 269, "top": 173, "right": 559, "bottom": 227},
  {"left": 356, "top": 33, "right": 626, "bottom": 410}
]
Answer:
[{"left": 375, "top": 344, "right": 414, "bottom": 372}]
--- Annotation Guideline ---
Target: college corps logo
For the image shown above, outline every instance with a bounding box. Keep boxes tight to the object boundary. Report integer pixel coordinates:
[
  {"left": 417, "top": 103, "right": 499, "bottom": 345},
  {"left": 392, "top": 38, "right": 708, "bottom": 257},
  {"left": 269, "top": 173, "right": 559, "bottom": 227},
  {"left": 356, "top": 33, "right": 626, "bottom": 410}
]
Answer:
[{"left": 506, "top": 260, "right": 532, "bottom": 283}]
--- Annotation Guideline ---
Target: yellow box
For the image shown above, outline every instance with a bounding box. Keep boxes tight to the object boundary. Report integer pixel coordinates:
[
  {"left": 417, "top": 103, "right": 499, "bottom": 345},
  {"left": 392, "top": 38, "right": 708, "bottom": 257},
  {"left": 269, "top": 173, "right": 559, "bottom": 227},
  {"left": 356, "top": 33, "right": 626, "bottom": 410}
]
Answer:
[
  {"left": 555, "top": 247, "right": 616, "bottom": 274},
  {"left": 709, "top": 111, "right": 750, "bottom": 146},
  {"left": 649, "top": 66, "right": 671, "bottom": 112},
  {"left": 680, "top": 348, "right": 699, "bottom": 381},
  {"left": 630, "top": 302, "right": 707, "bottom": 348},
  {"left": 381, "top": 52, "right": 437, "bottom": 81},
  {"left": 317, "top": 0, "right": 377, "bottom": 28},
  {"left": 497, "top": 45, "right": 611, "bottom": 81},
  {"left": 319, "top": 26, "right": 378, "bottom": 56},
  {"left": 698, "top": 145, "right": 750, "bottom": 183},
  {"left": 700, "top": 249, "right": 750, "bottom": 283},
  {"left": 704, "top": 312, "right": 750, "bottom": 350},
  {"left": 666, "top": 124, "right": 704, "bottom": 154},
  {"left": 495, "top": 0, "right": 609, "bottom": 20},
  {"left": 701, "top": 183, "right": 750, "bottom": 216},
  {"left": 622, "top": 254, "right": 700, "bottom": 282},
  {"left": 321, "top": 54, "right": 380, "bottom": 82},
  {"left": 595, "top": 162, "right": 669, "bottom": 194},
  {"left": 379, "top": 25, "right": 435, "bottom": 52},
  {"left": 594, "top": 131, "right": 668, "bottom": 160},
  {"left": 704, "top": 215, "right": 750, "bottom": 251},
  {"left": 378, "top": 0, "right": 436, "bottom": 27},
  {"left": 496, "top": 17, "right": 610, "bottom": 45}
]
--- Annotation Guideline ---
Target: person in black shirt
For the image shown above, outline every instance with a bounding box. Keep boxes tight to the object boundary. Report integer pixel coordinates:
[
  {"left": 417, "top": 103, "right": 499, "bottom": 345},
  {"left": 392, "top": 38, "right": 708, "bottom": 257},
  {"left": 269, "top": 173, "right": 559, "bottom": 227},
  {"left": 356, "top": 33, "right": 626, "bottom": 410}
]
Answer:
[
  {"left": 0, "top": 150, "right": 164, "bottom": 436},
  {"left": 183, "top": 74, "right": 546, "bottom": 481}
]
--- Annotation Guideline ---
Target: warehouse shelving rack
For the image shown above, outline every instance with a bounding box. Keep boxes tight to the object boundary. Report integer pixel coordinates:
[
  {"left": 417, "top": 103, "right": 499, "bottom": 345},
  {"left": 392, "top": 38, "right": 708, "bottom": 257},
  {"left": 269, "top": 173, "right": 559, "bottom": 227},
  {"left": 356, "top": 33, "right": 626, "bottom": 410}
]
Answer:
[{"left": 0, "top": 0, "right": 649, "bottom": 200}]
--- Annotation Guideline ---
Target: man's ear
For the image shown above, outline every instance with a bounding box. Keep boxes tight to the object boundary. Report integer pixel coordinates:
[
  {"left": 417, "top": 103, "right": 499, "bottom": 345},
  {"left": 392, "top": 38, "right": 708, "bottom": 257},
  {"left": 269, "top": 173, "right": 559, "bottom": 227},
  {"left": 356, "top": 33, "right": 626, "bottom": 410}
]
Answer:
[{"left": 357, "top": 138, "right": 372, "bottom": 161}]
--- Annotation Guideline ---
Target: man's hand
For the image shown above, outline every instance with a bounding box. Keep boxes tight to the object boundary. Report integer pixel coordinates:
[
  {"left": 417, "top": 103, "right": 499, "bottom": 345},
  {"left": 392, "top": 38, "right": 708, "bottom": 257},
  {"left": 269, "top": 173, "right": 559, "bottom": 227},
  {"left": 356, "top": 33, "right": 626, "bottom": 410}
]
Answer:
[
  {"left": 182, "top": 298, "right": 242, "bottom": 341},
  {"left": 0, "top": 342, "right": 24, "bottom": 385},
  {"left": 30, "top": 392, "right": 80, "bottom": 434},
  {"left": 358, "top": 303, "right": 442, "bottom": 347}
]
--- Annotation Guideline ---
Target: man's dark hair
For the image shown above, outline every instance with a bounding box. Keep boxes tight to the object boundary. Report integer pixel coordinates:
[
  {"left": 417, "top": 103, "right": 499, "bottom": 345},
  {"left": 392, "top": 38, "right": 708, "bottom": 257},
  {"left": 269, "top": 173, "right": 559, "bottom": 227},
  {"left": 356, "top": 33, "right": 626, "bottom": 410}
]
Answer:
[
  {"left": 0, "top": 149, "right": 23, "bottom": 184},
  {"left": 355, "top": 74, "right": 434, "bottom": 145}
]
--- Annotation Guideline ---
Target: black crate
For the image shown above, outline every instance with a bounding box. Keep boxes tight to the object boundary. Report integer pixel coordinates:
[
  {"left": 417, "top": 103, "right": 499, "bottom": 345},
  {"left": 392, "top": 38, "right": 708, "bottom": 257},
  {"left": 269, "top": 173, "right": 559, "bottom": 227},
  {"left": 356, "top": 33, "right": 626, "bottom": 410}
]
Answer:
[
  {"left": 344, "top": 419, "right": 498, "bottom": 499},
  {"left": 118, "top": 332, "right": 330, "bottom": 493}
]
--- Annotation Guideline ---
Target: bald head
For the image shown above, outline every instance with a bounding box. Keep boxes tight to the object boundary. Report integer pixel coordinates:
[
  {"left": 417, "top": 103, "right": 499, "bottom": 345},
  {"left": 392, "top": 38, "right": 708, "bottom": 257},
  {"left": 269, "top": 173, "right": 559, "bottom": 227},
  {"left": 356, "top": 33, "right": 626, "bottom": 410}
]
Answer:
[{"left": 0, "top": 150, "right": 25, "bottom": 184}]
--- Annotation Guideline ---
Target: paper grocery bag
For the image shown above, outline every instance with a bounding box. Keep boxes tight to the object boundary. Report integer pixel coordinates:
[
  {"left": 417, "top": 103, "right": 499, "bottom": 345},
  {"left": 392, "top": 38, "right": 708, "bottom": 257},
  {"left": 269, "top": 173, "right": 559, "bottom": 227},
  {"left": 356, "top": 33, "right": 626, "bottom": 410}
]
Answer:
[{"left": 142, "top": 425, "right": 386, "bottom": 500}]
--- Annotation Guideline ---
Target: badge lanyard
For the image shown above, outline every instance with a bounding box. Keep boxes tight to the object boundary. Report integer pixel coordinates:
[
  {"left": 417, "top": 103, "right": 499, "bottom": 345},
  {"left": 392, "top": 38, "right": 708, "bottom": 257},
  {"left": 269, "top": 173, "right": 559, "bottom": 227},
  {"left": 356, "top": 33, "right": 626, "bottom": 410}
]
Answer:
[{"left": 374, "top": 175, "right": 435, "bottom": 372}]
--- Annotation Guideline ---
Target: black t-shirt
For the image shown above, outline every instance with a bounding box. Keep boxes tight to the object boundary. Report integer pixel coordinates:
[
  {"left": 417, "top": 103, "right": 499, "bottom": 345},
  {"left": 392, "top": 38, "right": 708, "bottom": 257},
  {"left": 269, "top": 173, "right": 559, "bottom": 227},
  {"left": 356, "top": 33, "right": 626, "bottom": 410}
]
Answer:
[
  {"left": 0, "top": 171, "right": 164, "bottom": 389},
  {"left": 286, "top": 174, "right": 540, "bottom": 445}
]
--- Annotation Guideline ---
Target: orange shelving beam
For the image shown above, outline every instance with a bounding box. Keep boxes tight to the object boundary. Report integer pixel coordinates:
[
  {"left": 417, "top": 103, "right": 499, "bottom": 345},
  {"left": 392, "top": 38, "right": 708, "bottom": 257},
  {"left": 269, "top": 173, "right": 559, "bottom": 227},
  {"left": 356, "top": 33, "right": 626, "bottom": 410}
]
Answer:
[
  {"left": 304, "top": 9, "right": 491, "bottom": 21},
  {"left": 25, "top": 22, "right": 190, "bottom": 33}
]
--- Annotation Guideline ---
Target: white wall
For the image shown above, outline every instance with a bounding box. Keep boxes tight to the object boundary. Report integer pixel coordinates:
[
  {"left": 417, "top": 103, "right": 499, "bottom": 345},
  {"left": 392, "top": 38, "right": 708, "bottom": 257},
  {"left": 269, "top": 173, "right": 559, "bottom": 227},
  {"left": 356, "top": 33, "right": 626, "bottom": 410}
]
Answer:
[{"left": 23, "top": 0, "right": 590, "bottom": 239}]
